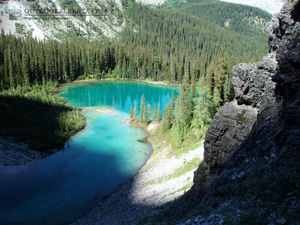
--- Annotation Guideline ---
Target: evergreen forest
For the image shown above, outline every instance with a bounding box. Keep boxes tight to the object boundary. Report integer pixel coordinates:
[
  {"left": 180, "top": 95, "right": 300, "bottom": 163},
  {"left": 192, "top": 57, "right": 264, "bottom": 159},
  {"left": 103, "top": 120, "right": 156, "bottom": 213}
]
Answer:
[{"left": 0, "top": 0, "right": 271, "bottom": 150}]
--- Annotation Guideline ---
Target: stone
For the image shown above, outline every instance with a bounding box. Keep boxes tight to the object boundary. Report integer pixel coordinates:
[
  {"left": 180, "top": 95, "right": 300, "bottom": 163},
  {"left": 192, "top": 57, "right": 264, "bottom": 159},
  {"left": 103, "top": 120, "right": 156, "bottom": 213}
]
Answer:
[
  {"left": 199, "top": 218, "right": 206, "bottom": 223},
  {"left": 189, "top": 3, "right": 300, "bottom": 225},
  {"left": 277, "top": 218, "right": 287, "bottom": 224},
  {"left": 231, "top": 54, "right": 277, "bottom": 108},
  {"left": 203, "top": 102, "right": 257, "bottom": 175}
]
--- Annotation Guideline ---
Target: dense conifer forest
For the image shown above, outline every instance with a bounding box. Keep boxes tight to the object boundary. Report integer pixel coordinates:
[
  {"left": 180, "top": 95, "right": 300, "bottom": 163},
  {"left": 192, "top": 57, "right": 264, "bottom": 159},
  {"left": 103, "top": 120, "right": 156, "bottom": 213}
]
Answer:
[{"left": 0, "top": 0, "right": 271, "bottom": 150}]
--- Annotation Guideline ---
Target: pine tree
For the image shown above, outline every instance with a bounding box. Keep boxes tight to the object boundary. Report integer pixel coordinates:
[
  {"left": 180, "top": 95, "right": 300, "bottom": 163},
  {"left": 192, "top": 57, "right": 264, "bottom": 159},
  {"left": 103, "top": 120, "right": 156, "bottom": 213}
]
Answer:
[
  {"left": 191, "top": 67, "right": 197, "bottom": 98},
  {"left": 133, "top": 100, "right": 138, "bottom": 119},
  {"left": 129, "top": 106, "right": 133, "bottom": 119},
  {"left": 152, "top": 103, "right": 157, "bottom": 121},
  {"left": 142, "top": 101, "right": 147, "bottom": 123},
  {"left": 180, "top": 73, "right": 192, "bottom": 125},
  {"left": 191, "top": 76, "right": 213, "bottom": 138},
  {"left": 156, "top": 102, "right": 161, "bottom": 121},
  {"left": 161, "top": 104, "right": 172, "bottom": 131},
  {"left": 174, "top": 73, "right": 192, "bottom": 140},
  {"left": 171, "top": 90, "right": 175, "bottom": 111},
  {"left": 22, "top": 51, "right": 30, "bottom": 85},
  {"left": 213, "top": 86, "right": 221, "bottom": 114},
  {"left": 63, "top": 43, "right": 69, "bottom": 81},
  {"left": 162, "top": 106, "right": 168, "bottom": 131},
  {"left": 140, "top": 95, "right": 147, "bottom": 123},
  {"left": 8, "top": 47, "right": 14, "bottom": 88},
  {"left": 147, "top": 103, "right": 152, "bottom": 119}
]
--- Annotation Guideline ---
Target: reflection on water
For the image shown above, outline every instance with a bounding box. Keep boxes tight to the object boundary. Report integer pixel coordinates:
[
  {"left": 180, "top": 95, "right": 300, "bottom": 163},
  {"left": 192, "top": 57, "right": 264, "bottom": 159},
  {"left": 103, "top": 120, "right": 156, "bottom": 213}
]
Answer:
[{"left": 59, "top": 81, "right": 179, "bottom": 113}]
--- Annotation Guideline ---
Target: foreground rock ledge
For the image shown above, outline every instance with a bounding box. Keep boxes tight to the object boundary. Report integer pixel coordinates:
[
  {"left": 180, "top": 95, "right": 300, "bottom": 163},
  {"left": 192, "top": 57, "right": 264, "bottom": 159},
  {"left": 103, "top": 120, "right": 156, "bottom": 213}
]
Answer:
[{"left": 186, "top": 3, "right": 300, "bottom": 224}]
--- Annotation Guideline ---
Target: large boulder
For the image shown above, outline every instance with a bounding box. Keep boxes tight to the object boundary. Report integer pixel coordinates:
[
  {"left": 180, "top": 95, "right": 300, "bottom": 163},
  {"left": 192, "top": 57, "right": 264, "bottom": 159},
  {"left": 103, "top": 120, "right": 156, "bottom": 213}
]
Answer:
[{"left": 203, "top": 102, "right": 257, "bottom": 175}]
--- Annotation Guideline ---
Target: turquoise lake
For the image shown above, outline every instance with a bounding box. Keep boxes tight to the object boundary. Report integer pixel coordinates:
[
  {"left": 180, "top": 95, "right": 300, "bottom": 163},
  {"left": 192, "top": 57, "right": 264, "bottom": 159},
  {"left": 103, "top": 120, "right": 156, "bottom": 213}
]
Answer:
[{"left": 0, "top": 81, "right": 179, "bottom": 225}]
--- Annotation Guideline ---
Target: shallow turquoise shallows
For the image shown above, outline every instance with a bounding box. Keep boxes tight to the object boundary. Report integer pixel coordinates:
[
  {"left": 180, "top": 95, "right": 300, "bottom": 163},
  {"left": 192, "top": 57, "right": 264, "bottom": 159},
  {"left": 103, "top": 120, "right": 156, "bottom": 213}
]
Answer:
[{"left": 0, "top": 81, "right": 179, "bottom": 225}]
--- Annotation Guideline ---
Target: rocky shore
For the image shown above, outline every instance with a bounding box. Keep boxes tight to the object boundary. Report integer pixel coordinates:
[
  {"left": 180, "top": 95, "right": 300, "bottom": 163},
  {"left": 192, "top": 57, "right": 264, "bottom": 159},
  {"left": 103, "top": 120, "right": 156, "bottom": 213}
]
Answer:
[
  {"left": 71, "top": 123, "right": 204, "bottom": 225},
  {"left": 0, "top": 136, "right": 41, "bottom": 178}
]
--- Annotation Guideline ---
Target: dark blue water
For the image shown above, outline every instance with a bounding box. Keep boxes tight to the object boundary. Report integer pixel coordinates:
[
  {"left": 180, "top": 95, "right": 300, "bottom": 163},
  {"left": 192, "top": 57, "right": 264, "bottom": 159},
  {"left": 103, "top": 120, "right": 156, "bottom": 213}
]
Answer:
[{"left": 0, "top": 81, "right": 178, "bottom": 225}]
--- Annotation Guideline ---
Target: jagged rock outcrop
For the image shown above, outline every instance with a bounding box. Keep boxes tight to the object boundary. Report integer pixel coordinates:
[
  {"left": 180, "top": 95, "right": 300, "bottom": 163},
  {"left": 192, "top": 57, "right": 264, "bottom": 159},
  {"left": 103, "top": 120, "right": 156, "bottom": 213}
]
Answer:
[
  {"left": 203, "top": 102, "right": 257, "bottom": 175},
  {"left": 203, "top": 50, "right": 277, "bottom": 177},
  {"left": 187, "top": 2, "right": 300, "bottom": 224}
]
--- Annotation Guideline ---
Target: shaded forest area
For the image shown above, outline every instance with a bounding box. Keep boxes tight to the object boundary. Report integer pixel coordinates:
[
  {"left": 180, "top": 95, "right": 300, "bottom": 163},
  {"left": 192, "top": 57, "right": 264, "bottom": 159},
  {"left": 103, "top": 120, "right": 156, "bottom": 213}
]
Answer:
[{"left": 0, "top": 83, "right": 85, "bottom": 151}]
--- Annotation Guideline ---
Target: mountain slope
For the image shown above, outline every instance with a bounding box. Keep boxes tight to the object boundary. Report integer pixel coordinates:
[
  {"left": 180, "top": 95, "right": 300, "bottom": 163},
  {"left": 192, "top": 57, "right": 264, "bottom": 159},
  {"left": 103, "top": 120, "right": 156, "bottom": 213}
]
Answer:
[
  {"left": 220, "top": 0, "right": 284, "bottom": 14},
  {"left": 137, "top": 0, "right": 284, "bottom": 14},
  {"left": 0, "top": 0, "right": 125, "bottom": 40},
  {"left": 170, "top": 0, "right": 272, "bottom": 35}
]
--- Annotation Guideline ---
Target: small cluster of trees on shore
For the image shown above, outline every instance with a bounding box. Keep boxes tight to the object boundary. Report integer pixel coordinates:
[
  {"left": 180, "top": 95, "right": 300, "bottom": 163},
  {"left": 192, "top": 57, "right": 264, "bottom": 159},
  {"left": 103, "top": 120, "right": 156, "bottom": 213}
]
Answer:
[
  {"left": 129, "top": 95, "right": 162, "bottom": 123},
  {"left": 128, "top": 49, "right": 235, "bottom": 144}
]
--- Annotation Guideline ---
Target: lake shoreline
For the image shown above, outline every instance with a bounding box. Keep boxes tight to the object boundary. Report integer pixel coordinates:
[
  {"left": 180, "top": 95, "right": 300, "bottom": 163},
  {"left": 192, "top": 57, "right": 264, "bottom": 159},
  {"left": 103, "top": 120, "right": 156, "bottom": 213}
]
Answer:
[
  {"left": 1, "top": 82, "right": 191, "bottom": 225},
  {"left": 58, "top": 79, "right": 179, "bottom": 89},
  {"left": 0, "top": 107, "right": 121, "bottom": 179},
  {"left": 0, "top": 136, "right": 42, "bottom": 178},
  {"left": 70, "top": 121, "right": 204, "bottom": 225}
]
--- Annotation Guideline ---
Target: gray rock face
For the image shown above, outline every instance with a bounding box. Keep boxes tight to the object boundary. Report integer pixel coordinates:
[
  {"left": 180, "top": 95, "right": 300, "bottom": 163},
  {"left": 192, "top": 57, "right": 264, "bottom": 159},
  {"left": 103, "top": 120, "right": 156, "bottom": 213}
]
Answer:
[
  {"left": 196, "top": 3, "right": 299, "bottom": 180},
  {"left": 188, "top": 3, "right": 300, "bottom": 224},
  {"left": 204, "top": 102, "right": 257, "bottom": 174},
  {"left": 231, "top": 54, "right": 277, "bottom": 109},
  {"left": 202, "top": 52, "right": 277, "bottom": 176}
]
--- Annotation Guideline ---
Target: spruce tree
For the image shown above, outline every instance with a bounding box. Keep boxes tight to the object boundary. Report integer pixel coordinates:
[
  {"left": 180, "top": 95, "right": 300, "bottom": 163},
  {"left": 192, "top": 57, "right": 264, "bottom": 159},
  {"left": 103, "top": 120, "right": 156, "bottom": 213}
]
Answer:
[
  {"left": 22, "top": 51, "right": 30, "bottom": 85},
  {"left": 174, "top": 73, "right": 192, "bottom": 140},
  {"left": 152, "top": 103, "right": 157, "bottom": 121},
  {"left": 129, "top": 106, "right": 133, "bottom": 119},
  {"left": 156, "top": 102, "right": 161, "bottom": 121},
  {"left": 140, "top": 95, "right": 147, "bottom": 123},
  {"left": 147, "top": 103, "right": 152, "bottom": 119},
  {"left": 191, "top": 67, "right": 197, "bottom": 98},
  {"left": 133, "top": 100, "right": 138, "bottom": 119},
  {"left": 192, "top": 76, "right": 213, "bottom": 138},
  {"left": 143, "top": 102, "right": 147, "bottom": 123}
]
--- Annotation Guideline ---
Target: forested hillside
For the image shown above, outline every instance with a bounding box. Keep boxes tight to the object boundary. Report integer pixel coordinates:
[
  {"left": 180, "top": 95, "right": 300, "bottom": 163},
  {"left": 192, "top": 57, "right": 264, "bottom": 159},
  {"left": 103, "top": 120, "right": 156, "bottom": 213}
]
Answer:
[
  {"left": 0, "top": 0, "right": 270, "bottom": 150},
  {"left": 168, "top": 0, "right": 272, "bottom": 35},
  {"left": 120, "top": 0, "right": 269, "bottom": 81},
  {"left": 1, "top": 0, "right": 269, "bottom": 85}
]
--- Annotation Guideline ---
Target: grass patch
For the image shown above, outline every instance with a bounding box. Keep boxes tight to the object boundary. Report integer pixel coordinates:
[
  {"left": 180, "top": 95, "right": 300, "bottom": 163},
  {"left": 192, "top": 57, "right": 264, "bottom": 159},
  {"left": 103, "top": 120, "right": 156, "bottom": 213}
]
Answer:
[
  {"left": 150, "top": 125, "right": 203, "bottom": 158},
  {"left": 169, "top": 182, "right": 194, "bottom": 196}
]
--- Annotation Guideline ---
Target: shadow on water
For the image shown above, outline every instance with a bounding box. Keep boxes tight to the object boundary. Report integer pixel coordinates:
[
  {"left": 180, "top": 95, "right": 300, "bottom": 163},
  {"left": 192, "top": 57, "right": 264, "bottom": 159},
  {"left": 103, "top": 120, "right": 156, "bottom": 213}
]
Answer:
[
  {"left": 0, "top": 94, "right": 152, "bottom": 225},
  {"left": 0, "top": 135, "right": 146, "bottom": 225},
  {"left": 0, "top": 82, "right": 179, "bottom": 225}
]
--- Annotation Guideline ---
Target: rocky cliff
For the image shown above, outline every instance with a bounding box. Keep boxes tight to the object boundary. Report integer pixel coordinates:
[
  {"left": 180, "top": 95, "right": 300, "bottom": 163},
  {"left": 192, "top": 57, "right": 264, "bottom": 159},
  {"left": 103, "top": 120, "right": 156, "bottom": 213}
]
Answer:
[
  {"left": 0, "top": 0, "right": 125, "bottom": 40},
  {"left": 185, "top": 2, "right": 300, "bottom": 224}
]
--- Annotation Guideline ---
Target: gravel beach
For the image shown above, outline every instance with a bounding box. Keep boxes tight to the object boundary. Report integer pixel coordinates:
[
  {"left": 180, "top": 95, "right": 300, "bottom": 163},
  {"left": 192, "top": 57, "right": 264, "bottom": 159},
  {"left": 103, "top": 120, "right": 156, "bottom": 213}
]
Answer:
[{"left": 71, "top": 123, "right": 204, "bottom": 225}]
